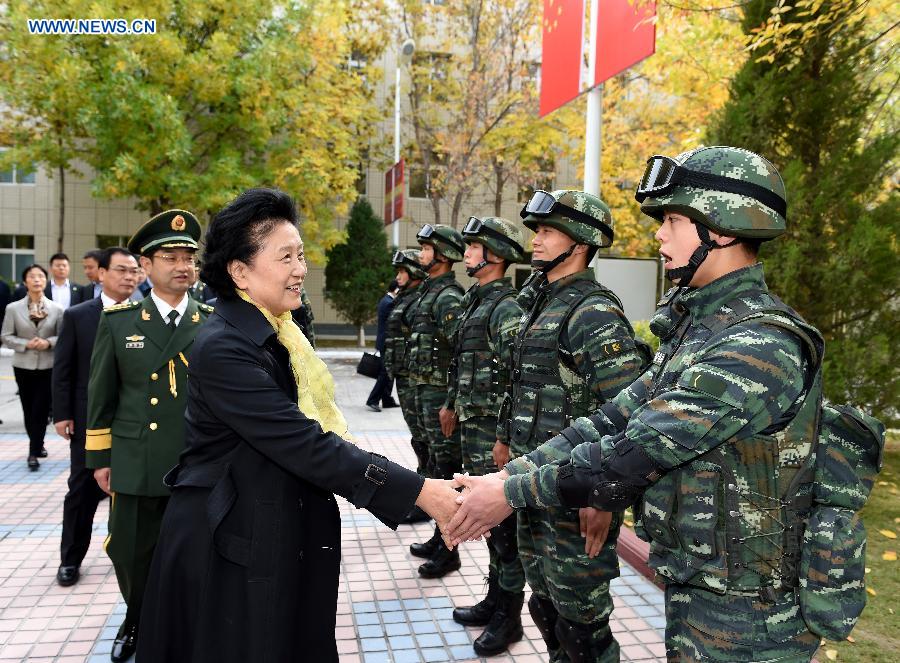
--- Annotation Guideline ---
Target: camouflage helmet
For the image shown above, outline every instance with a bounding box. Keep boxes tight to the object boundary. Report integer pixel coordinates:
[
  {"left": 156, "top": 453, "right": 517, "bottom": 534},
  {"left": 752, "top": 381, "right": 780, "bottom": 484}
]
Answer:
[
  {"left": 392, "top": 249, "right": 428, "bottom": 281},
  {"left": 461, "top": 216, "right": 527, "bottom": 263},
  {"left": 416, "top": 223, "right": 465, "bottom": 262},
  {"left": 520, "top": 190, "right": 614, "bottom": 248},
  {"left": 636, "top": 146, "right": 787, "bottom": 239}
]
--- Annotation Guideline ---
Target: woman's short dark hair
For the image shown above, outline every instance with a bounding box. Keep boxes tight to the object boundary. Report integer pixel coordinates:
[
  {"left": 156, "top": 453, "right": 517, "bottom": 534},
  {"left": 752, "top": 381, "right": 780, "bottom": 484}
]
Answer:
[
  {"left": 201, "top": 188, "right": 299, "bottom": 300},
  {"left": 21, "top": 263, "right": 49, "bottom": 281}
]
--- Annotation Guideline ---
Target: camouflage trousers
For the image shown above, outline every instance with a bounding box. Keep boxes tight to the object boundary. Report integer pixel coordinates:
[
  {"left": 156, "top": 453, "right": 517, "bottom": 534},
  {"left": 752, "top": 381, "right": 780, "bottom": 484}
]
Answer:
[
  {"left": 460, "top": 417, "right": 525, "bottom": 593},
  {"left": 396, "top": 376, "right": 429, "bottom": 475},
  {"left": 518, "top": 507, "right": 622, "bottom": 663},
  {"left": 415, "top": 383, "right": 461, "bottom": 479},
  {"left": 664, "top": 585, "right": 819, "bottom": 662}
]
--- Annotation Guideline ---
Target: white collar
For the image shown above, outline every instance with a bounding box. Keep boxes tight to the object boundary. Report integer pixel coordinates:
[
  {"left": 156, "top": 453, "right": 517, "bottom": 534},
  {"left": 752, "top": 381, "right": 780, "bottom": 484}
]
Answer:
[
  {"left": 100, "top": 292, "right": 129, "bottom": 309},
  {"left": 149, "top": 290, "right": 190, "bottom": 324}
]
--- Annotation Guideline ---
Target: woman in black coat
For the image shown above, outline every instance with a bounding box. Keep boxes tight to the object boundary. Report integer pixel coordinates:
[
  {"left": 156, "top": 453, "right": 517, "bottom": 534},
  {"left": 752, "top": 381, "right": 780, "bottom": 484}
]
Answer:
[{"left": 137, "top": 189, "right": 458, "bottom": 663}]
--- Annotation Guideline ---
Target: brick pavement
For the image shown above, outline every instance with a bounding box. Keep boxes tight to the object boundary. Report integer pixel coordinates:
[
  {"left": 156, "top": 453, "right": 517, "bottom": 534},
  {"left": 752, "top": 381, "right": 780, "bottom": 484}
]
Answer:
[{"left": 0, "top": 349, "right": 665, "bottom": 662}]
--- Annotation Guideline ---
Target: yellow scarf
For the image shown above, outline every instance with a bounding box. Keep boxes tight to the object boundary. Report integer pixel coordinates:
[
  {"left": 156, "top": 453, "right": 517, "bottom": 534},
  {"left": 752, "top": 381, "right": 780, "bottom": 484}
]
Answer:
[{"left": 237, "top": 290, "right": 350, "bottom": 439}]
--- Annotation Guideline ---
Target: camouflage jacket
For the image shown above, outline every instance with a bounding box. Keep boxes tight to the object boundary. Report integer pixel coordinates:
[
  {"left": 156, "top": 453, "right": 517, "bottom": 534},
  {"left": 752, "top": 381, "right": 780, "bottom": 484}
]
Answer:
[
  {"left": 405, "top": 271, "right": 463, "bottom": 386},
  {"left": 498, "top": 269, "right": 644, "bottom": 458},
  {"left": 383, "top": 283, "right": 422, "bottom": 379},
  {"left": 505, "top": 264, "right": 819, "bottom": 594},
  {"left": 445, "top": 277, "right": 522, "bottom": 422}
]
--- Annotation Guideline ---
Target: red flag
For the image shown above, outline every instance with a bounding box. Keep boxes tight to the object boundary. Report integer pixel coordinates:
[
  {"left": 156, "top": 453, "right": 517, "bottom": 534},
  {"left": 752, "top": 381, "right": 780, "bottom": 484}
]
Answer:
[
  {"left": 539, "top": 0, "right": 586, "bottom": 117},
  {"left": 383, "top": 159, "right": 404, "bottom": 225},
  {"left": 594, "top": 0, "right": 656, "bottom": 86}
]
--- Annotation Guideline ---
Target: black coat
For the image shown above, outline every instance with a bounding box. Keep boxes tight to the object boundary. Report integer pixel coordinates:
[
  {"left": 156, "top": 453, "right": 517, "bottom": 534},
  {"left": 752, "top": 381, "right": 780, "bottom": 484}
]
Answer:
[
  {"left": 137, "top": 296, "right": 424, "bottom": 663},
  {"left": 374, "top": 293, "right": 396, "bottom": 354},
  {"left": 52, "top": 297, "right": 104, "bottom": 438}
]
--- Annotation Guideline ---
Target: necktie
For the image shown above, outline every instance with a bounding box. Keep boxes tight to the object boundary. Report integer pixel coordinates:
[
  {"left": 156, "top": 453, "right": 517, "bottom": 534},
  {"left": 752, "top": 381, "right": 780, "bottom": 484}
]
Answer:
[{"left": 167, "top": 310, "right": 179, "bottom": 332}]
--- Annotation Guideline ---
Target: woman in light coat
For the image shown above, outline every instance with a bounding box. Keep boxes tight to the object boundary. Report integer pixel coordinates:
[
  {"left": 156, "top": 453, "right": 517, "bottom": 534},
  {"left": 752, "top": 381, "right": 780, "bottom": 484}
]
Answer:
[{"left": 1, "top": 264, "right": 63, "bottom": 469}]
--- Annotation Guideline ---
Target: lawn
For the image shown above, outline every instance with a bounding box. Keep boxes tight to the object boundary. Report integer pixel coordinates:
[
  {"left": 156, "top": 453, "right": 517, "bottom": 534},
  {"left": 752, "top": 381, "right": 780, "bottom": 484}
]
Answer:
[{"left": 817, "top": 441, "right": 900, "bottom": 663}]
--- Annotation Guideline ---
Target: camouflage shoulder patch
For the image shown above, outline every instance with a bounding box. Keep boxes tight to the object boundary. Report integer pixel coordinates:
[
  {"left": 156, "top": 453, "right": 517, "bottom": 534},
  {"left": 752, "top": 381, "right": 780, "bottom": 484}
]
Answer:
[{"left": 103, "top": 301, "right": 141, "bottom": 314}]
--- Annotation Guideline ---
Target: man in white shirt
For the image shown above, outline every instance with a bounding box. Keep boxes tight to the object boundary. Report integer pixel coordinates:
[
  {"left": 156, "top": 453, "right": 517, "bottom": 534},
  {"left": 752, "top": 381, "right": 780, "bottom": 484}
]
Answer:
[{"left": 48, "top": 253, "right": 81, "bottom": 309}]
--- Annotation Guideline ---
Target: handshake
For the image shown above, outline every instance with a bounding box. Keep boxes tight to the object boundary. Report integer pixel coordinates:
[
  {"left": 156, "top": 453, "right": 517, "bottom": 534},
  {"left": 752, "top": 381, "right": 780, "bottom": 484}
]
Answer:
[
  {"left": 415, "top": 473, "right": 615, "bottom": 558},
  {"left": 414, "top": 473, "right": 513, "bottom": 549}
]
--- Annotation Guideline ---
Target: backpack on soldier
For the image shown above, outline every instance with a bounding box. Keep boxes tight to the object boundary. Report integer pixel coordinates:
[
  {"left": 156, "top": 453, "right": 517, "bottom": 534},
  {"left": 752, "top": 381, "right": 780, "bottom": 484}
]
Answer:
[
  {"left": 709, "top": 296, "right": 886, "bottom": 640},
  {"left": 799, "top": 402, "right": 885, "bottom": 640}
]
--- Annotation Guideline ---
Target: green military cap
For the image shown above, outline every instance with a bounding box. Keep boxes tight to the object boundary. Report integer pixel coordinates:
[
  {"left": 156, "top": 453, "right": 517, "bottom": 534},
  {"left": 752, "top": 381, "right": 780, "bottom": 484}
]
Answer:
[{"left": 127, "top": 209, "right": 201, "bottom": 255}]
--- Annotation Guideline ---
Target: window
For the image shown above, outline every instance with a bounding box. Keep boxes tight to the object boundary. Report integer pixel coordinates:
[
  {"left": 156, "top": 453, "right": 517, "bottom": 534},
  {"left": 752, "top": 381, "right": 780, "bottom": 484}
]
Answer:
[
  {"left": 96, "top": 235, "right": 131, "bottom": 250},
  {"left": 423, "top": 0, "right": 446, "bottom": 5},
  {"left": 0, "top": 235, "right": 36, "bottom": 283},
  {"left": 414, "top": 52, "right": 451, "bottom": 98},
  {"left": 0, "top": 150, "right": 36, "bottom": 185},
  {"left": 408, "top": 166, "right": 429, "bottom": 199}
]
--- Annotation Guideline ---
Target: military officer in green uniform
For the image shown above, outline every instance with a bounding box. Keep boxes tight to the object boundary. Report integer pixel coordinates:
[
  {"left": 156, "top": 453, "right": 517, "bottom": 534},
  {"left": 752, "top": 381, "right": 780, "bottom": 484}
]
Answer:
[
  {"left": 443, "top": 216, "right": 528, "bottom": 656},
  {"left": 406, "top": 224, "right": 465, "bottom": 578},
  {"left": 384, "top": 249, "right": 431, "bottom": 523},
  {"left": 86, "top": 210, "right": 211, "bottom": 662},
  {"left": 451, "top": 149, "right": 824, "bottom": 662},
  {"left": 460, "top": 191, "right": 647, "bottom": 662}
]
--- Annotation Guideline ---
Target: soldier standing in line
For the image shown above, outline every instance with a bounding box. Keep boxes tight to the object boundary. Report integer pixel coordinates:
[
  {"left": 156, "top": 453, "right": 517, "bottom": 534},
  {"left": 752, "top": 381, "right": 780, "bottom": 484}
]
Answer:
[
  {"left": 488, "top": 191, "right": 647, "bottom": 662},
  {"left": 406, "top": 224, "right": 466, "bottom": 578},
  {"left": 452, "top": 147, "right": 824, "bottom": 662},
  {"left": 383, "top": 249, "right": 431, "bottom": 524},
  {"left": 86, "top": 211, "right": 211, "bottom": 663},
  {"left": 293, "top": 286, "right": 316, "bottom": 348},
  {"left": 442, "top": 216, "right": 528, "bottom": 656}
]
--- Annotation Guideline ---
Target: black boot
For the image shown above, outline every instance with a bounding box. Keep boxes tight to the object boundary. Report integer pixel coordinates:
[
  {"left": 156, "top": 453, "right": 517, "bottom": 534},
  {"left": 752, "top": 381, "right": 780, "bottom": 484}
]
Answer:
[
  {"left": 473, "top": 589, "right": 525, "bottom": 656},
  {"left": 418, "top": 544, "right": 461, "bottom": 579},
  {"left": 401, "top": 505, "right": 432, "bottom": 525},
  {"left": 110, "top": 621, "right": 138, "bottom": 662},
  {"left": 528, "top": 594, "right": 561, "bottom": 658},
  {"left": 554, "top": 616, "right": 617, "bottom": 663},
  {"left": 453, "top": 571, "right": 499, "bottom": 626},
  {"left": 409, "top": 525, "right": 441, "bottom": 559}
]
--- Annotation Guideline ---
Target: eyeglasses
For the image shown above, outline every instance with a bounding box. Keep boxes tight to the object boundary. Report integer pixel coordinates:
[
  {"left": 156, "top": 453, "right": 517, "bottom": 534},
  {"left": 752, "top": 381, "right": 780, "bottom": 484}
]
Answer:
[
  {"left": 635, "top": 155, "right": 787, "bottom": 218},
  {"left": 462, "top": 217, "right": 524, "bottom": 255},
  {"left": 108, "top": 267, "right": 141, "bottom": 276},
  {"left": 154, "top": 254, "right": 198, "bottom": 267},
  {"left": 519, "top": 190, "right": 614, "bottom": 246}
]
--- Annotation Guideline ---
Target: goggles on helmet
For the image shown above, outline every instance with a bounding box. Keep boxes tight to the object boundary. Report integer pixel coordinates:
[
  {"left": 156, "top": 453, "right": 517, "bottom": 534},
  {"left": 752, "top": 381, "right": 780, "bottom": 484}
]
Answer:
[
  {"left": 519, "top": 190, "right": 613, "bottom": 243},
  {"left": 635, "top": 156, "right": 788, "bottom": 219},
  {"left": 416, "top": 224, "right": 464, "bottom": 255},
  {"left": 462, "top": 217, "right": 524, "bottom": 256}
]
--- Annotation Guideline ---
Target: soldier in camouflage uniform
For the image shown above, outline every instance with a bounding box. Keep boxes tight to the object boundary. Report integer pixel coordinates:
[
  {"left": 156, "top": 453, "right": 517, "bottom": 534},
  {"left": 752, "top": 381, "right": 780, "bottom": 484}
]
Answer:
[
  {"left": 452, "top": 147, "right": 823, "bottom": 662},
  {"left": 496, "top": 190, "right": 646, "bottom": 662},
  {"left": 406, "top": 224, "right": 466, "bottom": 577},
  {"left": 292, "top": 286, "right": 316, "bottom": 348},
  {"left": 442, "top": 217, "right": 528, "bottom": 655},
  {"left": 383, "top": 249, "right": 431, "bottom": 523}
]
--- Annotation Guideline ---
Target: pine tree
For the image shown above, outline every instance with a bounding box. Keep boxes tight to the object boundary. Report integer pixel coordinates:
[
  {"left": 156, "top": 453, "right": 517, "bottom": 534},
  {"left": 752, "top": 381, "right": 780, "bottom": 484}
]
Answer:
[
  {"left": 324, "top": 198, "right": 395, "bottom": 346},
  {"left": 709, "top": 0, "right": 899, "bottom": 423}
]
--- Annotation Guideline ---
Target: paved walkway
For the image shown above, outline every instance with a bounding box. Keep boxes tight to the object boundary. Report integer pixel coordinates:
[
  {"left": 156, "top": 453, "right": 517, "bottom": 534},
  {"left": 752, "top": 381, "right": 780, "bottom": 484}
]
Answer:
[{"left": 0, "top": 350, "right": 665, "bottom": 662}]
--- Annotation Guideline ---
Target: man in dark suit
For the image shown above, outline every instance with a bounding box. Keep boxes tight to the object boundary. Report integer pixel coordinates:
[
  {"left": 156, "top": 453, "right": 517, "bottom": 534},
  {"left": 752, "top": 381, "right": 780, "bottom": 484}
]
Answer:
[
  {"left": 12, "top": 253, "right": 84, "bottom": 307},
  {"left": 81, "top": 249, "right": 105, "bottom": 301},
  {"left": 53, "top": 247, "right": 139, "bottom": 588},
  {"left": 366, "top": 281, "right": 400, "bottom": 412}
]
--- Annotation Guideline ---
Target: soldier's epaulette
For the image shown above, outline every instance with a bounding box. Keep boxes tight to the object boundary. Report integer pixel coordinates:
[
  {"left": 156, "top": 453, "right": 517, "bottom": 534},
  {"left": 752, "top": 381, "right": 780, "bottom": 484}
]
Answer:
[
  {"left": 198, "top": 303, "right": 214, "bottom": 313},
  {"left": 103, "top": 301, "right": 141, "bottom": 314}
]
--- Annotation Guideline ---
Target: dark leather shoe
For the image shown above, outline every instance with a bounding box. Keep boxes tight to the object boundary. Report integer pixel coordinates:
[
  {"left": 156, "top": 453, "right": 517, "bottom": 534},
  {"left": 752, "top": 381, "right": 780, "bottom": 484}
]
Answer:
[
  {"left": 401, "top": 505, "right": 432, "bottom": 525},
  {"left": 453, "top": 573, "right": 499, "bottom": 626},
  {"left": 409, "top": 527, "right": 441, "bottom": 558},
  {"left": 473, "top": 590, "right": 525, "bottom": 656},
  {"left": 111, "top": 623, "right": 137, "bottom": 662},
  {"left": 382, "top": 399, "right": 400, "bottom": 408},
  {"left": 366, "top": 403, "right": 382, "bottom": 412},
  {"left": 27, "top": 456, "right": 39, "bottom": 471},
  {"left": 38, "top": 447, "right": 48, "bottom": 458},
  {"left": 418, "top": 546, "right": 461, "bottom": 579},
  {"left": 56, "top": 565, "right": 79, "bottom": 587}
]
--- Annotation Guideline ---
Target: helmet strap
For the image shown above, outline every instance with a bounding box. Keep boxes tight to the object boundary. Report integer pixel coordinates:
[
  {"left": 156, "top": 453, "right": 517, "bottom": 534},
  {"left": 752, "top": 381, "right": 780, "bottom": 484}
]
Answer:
[
  {"left": 532, "top": 242, "right": 578, "bottom": 274},
  {"left": 664, "top": 222, "right": 740, "bottom": 286}
]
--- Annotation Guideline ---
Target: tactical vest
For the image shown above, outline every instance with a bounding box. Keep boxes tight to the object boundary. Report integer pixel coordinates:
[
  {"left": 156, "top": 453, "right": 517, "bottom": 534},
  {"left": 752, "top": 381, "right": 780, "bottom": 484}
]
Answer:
[
  {"left": 507, "top": 279, "right": 628, "bottom": 456},
  {"left": 638, "top": 290, "right": 824, "bottom": 597},
  {"left": 406, "top": 277, "right": 463, "bottom": 385},
  {"left": 452, "top": 282, "right": 517, "bottom": 420},
  {"left": 383, "top": 287, "right": 419, "bottom": 378}
]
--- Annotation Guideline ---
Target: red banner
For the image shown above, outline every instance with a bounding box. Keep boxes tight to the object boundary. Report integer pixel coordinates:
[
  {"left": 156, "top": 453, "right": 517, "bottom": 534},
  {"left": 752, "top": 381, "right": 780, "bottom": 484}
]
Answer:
[
  {"left": 594, "top": 0, "right": 656, "bottom": 86},
  {"left": 383, "top": 159, "right": 404, "bottom": 225},
  {"left": 539, "top": 0, "right": 586, "bottom": 117}
]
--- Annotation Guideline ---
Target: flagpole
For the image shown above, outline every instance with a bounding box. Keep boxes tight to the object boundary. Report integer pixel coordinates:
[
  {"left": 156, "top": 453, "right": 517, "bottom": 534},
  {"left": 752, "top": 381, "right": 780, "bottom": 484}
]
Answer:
[{"left": 583, "top": 0, "right": 602, "bottom": 197}]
